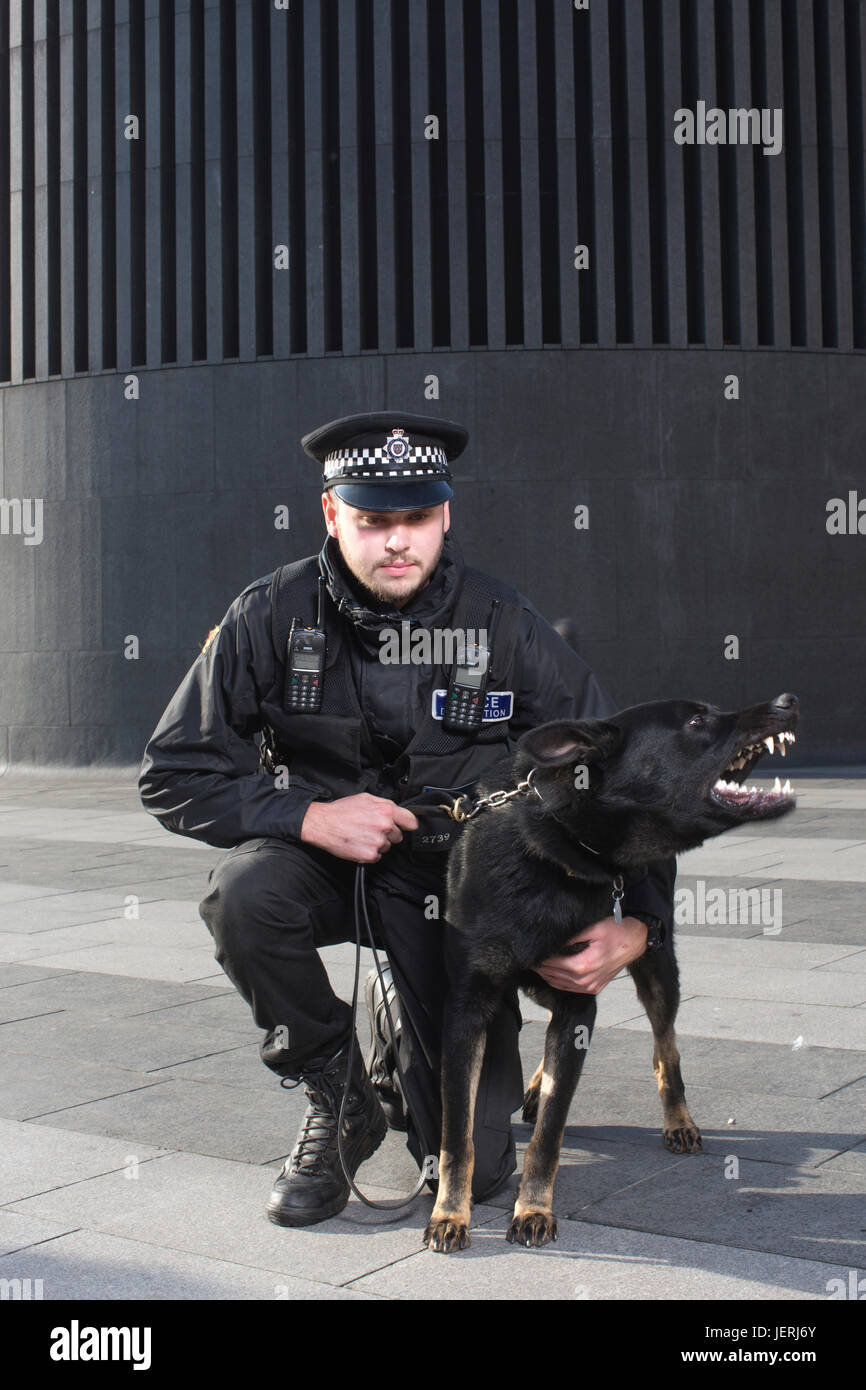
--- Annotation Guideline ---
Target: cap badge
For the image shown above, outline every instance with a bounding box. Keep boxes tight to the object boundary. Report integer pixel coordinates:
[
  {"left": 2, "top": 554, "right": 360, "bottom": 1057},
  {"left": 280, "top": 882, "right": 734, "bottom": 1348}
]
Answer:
[{"left": 384, "top": 427, "right": 410, "bottom": 462}]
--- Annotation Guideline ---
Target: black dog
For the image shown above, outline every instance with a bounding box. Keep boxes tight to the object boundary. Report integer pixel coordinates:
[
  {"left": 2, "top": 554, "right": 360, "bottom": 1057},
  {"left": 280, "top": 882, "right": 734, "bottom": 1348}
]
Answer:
[{"left": 424, "top": 693, "right": 799, "bottom": 1252}]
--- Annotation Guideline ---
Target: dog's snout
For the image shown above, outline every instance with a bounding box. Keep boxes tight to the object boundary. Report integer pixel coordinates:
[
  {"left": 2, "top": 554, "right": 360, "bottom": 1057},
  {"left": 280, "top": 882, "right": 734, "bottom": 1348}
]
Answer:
[{"left": 772, "top": 693, "right": 798, "bottom": 711}]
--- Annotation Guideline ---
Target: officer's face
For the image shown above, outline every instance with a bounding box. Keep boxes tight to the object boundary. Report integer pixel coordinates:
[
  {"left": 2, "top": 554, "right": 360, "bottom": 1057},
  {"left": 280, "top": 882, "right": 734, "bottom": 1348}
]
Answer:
[{"left": 322, "top": 494, "right": 450, "bottom": 609}]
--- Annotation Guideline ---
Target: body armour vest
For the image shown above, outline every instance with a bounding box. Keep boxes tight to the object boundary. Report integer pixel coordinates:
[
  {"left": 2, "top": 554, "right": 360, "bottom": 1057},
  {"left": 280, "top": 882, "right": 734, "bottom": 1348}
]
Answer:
[{"left": 256, "top": 551, "right": 524, "bottom": 813}]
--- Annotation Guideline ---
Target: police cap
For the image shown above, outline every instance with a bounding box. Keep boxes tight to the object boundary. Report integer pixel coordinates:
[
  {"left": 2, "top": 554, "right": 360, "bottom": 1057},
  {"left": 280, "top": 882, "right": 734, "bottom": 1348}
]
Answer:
[{"left": 301, "top": 411, "right": 468, "bottom": 511}]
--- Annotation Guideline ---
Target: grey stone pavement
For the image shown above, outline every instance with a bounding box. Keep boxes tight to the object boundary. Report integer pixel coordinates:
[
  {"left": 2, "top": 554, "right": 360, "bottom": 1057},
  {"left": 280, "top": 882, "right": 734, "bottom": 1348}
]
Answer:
[{"left": 0, "top": 769, "right": 864, "bottom": 1303}]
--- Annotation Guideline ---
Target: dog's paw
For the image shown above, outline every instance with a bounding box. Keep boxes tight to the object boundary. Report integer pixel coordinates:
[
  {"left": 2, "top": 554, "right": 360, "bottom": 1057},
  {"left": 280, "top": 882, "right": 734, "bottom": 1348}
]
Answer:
[
  {"left": 506, "top": 1210, "right": 558, "bottom": 1248},
  {"left": 424, "top": 1218, "right": 471, "bottom": 1253},
  {"left": 663, "top": 1124, "right": 702, "bottom": 1154}
]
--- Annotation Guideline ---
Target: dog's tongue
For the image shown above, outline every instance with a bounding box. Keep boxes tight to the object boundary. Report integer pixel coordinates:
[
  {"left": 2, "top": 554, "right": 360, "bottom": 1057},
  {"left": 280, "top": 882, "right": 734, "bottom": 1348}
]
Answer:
[{"left": 712, "top": 777, "right": 793, "bottom": 810}]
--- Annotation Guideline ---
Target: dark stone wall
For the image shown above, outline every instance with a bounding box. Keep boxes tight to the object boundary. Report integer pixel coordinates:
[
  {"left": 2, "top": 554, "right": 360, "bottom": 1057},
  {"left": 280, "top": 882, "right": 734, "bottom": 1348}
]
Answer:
[{"left": 1, "top": 2, "right": 864, "bottom": 768}]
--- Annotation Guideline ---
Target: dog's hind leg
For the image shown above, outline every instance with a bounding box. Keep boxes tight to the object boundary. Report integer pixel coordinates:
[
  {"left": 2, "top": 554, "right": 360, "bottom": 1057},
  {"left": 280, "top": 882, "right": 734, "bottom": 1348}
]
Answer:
[
  {"left": 508, "top": 992, "right": 596, "bottom": 1247},
  {"left": 424, "top": 977, "right": 502, "bottom": 1253},
  {"left": 628, "top": 947, "right": 702, "bottom": 1154}
]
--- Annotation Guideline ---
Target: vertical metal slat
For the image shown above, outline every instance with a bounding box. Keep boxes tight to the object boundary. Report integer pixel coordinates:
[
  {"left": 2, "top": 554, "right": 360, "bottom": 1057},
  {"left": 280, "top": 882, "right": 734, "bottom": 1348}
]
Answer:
[
  {"left": 269, "top": 0, "right": 290, "bottom": 360},
  {"left": 409, "top": 0, "right": 431, "bottom": 352},
  {"left": 518, "top": 0, "right": 541, "bottom": 348},
  {"left": 481, "top": 0, "right": 505, "bottom": 348},
  {"left": 444, "top": 0, "right": 468, "bottom": 351},
  {"left": 303, "top": 0, "right": 323, "bottom": 358},
  {"left": 144, "top": 6, "right": 161, "bottom": 366},
  {"left": 625, "top": 0, "right": 653, "bottom": 347},
  {"left": 235, "top": 0, "right": 256, "bottom": 360},
  {"left": 590, "top": 0, "right": 616, "bottom": 346}
]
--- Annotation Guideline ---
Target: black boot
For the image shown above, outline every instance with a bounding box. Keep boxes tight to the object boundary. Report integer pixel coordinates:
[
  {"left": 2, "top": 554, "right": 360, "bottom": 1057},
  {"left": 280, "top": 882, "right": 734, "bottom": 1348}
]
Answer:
[
  {"left": 266, "top": 1037, "right": 387, "bottom": 1228},
  {"left": 365, "top": 966, "right": 408, "bottom": 1132}
]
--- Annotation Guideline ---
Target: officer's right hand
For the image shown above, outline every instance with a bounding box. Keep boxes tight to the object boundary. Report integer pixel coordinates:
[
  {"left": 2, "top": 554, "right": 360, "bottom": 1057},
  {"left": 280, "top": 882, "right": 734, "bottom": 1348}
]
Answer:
[{"left": 299, "top": 794, "right": 420, "bottom": 863}]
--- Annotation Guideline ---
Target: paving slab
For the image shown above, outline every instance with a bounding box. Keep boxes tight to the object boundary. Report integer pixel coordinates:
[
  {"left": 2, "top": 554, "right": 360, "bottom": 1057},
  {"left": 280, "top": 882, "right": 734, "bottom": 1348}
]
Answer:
[
  {"left": 0, "top": 1209, "right": 81, "bottom": 1258},
  {"left": 567, "top": 1029, "right": 866, "bottom": 1102},
  {"left": 6, "top": 1149, "right": 498, "bottom": 1287},
  {"left": 147, "top": 1043, "right": 276, "bottom": 1092},
  {"left": 518, "top": 1073, "right": 866, "bottom": 1166},
  {"left": 0, "top": 1050, "right": 161, "bottom": 1121},
  {"left": 675, "top": 876, "right": 866, "bottom": 944},
  {"left": 0, "top": 963, "right": 72, "bottom": 987},
  {"left": 0, "top": 1117, "right": 171, "bottom": 1204},
  {"left": 680, "top": 837, "right": 866, "bottom": 883},
  {"left": 26, "top": 1078, "right": 300, "bottom": 1164},
  {"left": 0, "top": 1228, "right": 378, "bottom": 1300},
  {"left": 634, "top": 1035, "right": 863, "bottom": 1101},
  {"left": 0, "top": 1010, "right": 251, "bottom": 1071},
  {"left": 348, "top": 1214, "right": 835, "bottom": 1301},
  {"left": 817, "top": 1141, "right": 866, "bottom": 1177},
  {"left": 676, "top": 936, "right": 865, "bottom": 971},
  {"left": 668, "top": 963, "right": 866, "bottom": 1007},
  {"left": 0, "top": 971, "right": 232, "bottom": 1021},
  {"left": 23, "top": 942, "right": 223, "bottom": 982},
  {"left": 127, "top": 993, "right": 256, "bottom": 1034},
  {"left": 569, "top": 1153, "right": 866, "bottom": 1266},
  {"left": 618, "top": 995, "right": 866, "bottom": 1051}
]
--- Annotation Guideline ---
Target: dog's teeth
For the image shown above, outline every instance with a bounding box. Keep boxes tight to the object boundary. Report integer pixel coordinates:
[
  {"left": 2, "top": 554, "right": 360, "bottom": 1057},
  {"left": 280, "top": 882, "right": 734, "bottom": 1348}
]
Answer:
[
  {"left": 779, "top": 742, "right": 786, "bottom": 757},
  {"left": 783, "top": 778, "right": 792, "bottom": 793},
  {"left": 773, "top": 776, "right": 782, "bottom": 792},
  {"left": 763, "top": 736, "right": 775, "bottom": 754}
]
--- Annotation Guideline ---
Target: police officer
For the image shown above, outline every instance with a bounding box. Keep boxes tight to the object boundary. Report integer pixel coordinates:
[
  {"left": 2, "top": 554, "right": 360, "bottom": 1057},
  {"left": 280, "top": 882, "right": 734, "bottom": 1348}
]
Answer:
[{"left": 138, "top": 411, "right": 675, "bottom": 1228}]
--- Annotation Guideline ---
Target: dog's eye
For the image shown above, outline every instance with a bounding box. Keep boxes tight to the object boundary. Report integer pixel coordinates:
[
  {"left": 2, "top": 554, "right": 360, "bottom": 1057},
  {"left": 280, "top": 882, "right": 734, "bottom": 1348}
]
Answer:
[{"left": 687, "top": 714, "right": 705, "bottom": 728}]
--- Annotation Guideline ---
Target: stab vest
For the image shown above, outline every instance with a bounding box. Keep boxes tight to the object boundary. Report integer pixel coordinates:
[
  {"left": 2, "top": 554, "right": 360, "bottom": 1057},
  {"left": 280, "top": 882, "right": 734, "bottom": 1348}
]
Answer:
[{"left": 257, "top": 554, "right": 525, "bottom": 809}]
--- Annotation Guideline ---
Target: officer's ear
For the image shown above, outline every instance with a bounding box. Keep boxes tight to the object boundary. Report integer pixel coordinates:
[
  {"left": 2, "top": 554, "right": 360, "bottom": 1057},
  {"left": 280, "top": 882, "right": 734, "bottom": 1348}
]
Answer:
[
  {"left": 322, "top": 491, "right": 338, "bottom": 535},
  {"left": 443, "top": 499, "right": 450, "bottom": 532}
]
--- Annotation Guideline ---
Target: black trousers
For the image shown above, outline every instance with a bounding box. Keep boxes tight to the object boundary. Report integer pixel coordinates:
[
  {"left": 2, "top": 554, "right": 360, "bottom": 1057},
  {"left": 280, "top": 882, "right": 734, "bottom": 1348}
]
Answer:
[{"left": 198, "top": 836, "right": 525, "bottom": 1200}]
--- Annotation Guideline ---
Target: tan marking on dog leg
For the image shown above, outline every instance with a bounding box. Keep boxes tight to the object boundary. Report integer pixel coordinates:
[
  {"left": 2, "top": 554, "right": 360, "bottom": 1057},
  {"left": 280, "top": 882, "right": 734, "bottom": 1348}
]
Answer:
[
  {"left": 426, "top": 1032, "right": 487, "bottom": 1247},
  {"left": 654, "top": 1027, "right": 701, "bottom": 1152}
]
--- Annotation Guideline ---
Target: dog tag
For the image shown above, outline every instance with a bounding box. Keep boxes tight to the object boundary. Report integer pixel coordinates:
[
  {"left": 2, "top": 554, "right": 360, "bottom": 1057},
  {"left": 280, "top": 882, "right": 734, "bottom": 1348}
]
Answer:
[{"left": 611, "top": 875, "right": 625, "bottom": 923}]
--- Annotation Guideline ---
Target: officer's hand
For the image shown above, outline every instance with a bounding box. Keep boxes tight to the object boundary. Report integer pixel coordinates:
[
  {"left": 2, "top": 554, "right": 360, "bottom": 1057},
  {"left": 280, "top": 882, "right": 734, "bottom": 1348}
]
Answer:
[
  {"left": 532, "top": 915, "right": 649, "bottom": 995},
  {"left": 300, "top": 794, "right": 420, "bottom": 863}
]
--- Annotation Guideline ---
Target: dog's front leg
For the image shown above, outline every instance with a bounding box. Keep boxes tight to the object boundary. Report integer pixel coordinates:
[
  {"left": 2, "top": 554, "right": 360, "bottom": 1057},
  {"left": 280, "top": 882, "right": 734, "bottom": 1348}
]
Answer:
[
  {"left": 424, "top": 982, "right": 495, "bottom": 1254},
  {"left": 629, "top": 946, "right": 702, "bottom": 1153},
  {"left": 508, "top": 992, "right": 596, "bottom": 1248}
]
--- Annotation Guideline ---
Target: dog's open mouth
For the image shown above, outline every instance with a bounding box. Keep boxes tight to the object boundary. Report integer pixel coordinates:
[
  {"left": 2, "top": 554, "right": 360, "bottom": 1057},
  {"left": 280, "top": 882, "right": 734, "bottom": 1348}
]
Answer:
[{"left": 709, "top": 730, "right": 797, "bottom": 813}]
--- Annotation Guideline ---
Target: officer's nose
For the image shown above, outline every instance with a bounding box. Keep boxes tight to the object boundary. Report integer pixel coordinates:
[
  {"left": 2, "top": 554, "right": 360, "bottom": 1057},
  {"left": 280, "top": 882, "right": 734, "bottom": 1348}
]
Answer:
[{"left": 385, "top": 531, "right": 411, "bottom": 552}]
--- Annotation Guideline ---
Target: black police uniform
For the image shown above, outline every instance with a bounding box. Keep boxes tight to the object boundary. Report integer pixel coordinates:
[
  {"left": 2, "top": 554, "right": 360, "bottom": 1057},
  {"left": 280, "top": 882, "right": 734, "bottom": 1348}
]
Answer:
[{"left": 138, "top": 413, "right": 676, "bottom": 1200}]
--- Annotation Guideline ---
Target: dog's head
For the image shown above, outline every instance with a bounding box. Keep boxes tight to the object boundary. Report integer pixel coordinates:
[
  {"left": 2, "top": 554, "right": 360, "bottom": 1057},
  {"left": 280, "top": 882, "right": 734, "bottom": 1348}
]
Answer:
[{"left": 513, "top": 693, "right": 799, "bottom": 867}]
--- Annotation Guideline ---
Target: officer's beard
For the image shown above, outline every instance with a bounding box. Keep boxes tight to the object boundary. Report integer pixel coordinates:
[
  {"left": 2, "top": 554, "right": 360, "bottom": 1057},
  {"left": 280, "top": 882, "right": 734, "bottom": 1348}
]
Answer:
[{"left": 335, "top": 534, "right": 444, "bottom": 611}]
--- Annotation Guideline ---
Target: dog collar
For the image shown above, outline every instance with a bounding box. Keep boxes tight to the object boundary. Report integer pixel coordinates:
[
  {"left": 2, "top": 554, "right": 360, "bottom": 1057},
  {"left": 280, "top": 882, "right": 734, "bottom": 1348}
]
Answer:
[{"left": 567, "top": 867, "right": 625, "bottom": 922}]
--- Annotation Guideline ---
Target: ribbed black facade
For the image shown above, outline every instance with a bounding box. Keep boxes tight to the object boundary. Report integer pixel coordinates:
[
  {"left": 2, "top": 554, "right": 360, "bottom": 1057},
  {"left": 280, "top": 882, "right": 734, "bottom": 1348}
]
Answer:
[{"left": 0, "top": 0, "right": 864, "bottom": 766}]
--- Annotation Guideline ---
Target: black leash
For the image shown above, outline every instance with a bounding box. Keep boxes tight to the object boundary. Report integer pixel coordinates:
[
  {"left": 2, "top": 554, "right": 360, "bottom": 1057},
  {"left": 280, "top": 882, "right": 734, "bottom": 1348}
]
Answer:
[{"left": 335, "top": 865, "right": 434, "bottom": 1210}]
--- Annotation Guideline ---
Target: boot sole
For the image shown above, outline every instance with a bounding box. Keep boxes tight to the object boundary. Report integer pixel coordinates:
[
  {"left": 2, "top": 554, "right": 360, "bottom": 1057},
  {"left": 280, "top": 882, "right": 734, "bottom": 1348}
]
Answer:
[{"left": 266, "top": 1105, "right": 388, "bottom": 1228}]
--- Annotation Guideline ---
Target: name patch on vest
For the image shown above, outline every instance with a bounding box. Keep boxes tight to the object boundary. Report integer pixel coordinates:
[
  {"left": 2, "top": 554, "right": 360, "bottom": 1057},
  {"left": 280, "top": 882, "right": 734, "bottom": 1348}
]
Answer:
[{"left": 431, "top": 690, "right": 514, "bottom": 722}]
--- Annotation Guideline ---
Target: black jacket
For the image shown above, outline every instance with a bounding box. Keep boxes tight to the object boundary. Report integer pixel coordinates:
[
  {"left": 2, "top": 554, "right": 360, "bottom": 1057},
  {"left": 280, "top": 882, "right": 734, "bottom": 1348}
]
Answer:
[{"left": 139, "top": 532, "right": 675, "bottom": 927}]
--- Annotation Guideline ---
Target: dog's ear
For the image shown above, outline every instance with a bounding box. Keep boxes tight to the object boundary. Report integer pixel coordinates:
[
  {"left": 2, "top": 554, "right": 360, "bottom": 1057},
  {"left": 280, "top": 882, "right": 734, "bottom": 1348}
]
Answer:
[{"left": 517, "top": 719, "right": 622, "bottom": 767}]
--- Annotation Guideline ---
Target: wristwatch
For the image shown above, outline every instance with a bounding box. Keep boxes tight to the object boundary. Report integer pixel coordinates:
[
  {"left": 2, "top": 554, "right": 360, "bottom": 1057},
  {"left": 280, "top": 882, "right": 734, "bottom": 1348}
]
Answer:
[{"left": 628, "top": 911, "right": 666, "bottom": 952}]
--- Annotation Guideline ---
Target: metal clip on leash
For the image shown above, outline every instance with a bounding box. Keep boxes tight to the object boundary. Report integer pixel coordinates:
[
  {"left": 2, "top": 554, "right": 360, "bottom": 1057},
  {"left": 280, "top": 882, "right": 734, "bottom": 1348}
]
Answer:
[{"left": 335, "top": 866, "right": 434, "bottom": 1211}]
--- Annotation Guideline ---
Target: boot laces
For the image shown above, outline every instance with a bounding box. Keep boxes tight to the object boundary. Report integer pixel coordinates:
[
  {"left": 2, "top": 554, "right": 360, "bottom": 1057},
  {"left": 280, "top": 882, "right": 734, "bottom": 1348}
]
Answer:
[{"left": 283, "top": 1068, "right": 362, "bottom": 1176}]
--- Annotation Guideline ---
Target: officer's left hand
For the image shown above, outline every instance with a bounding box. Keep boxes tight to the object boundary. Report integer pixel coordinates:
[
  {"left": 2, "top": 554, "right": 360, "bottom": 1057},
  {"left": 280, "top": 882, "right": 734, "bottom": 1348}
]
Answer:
[{"left": 532, "top": 916, "right": 649, "bottom": 995}]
